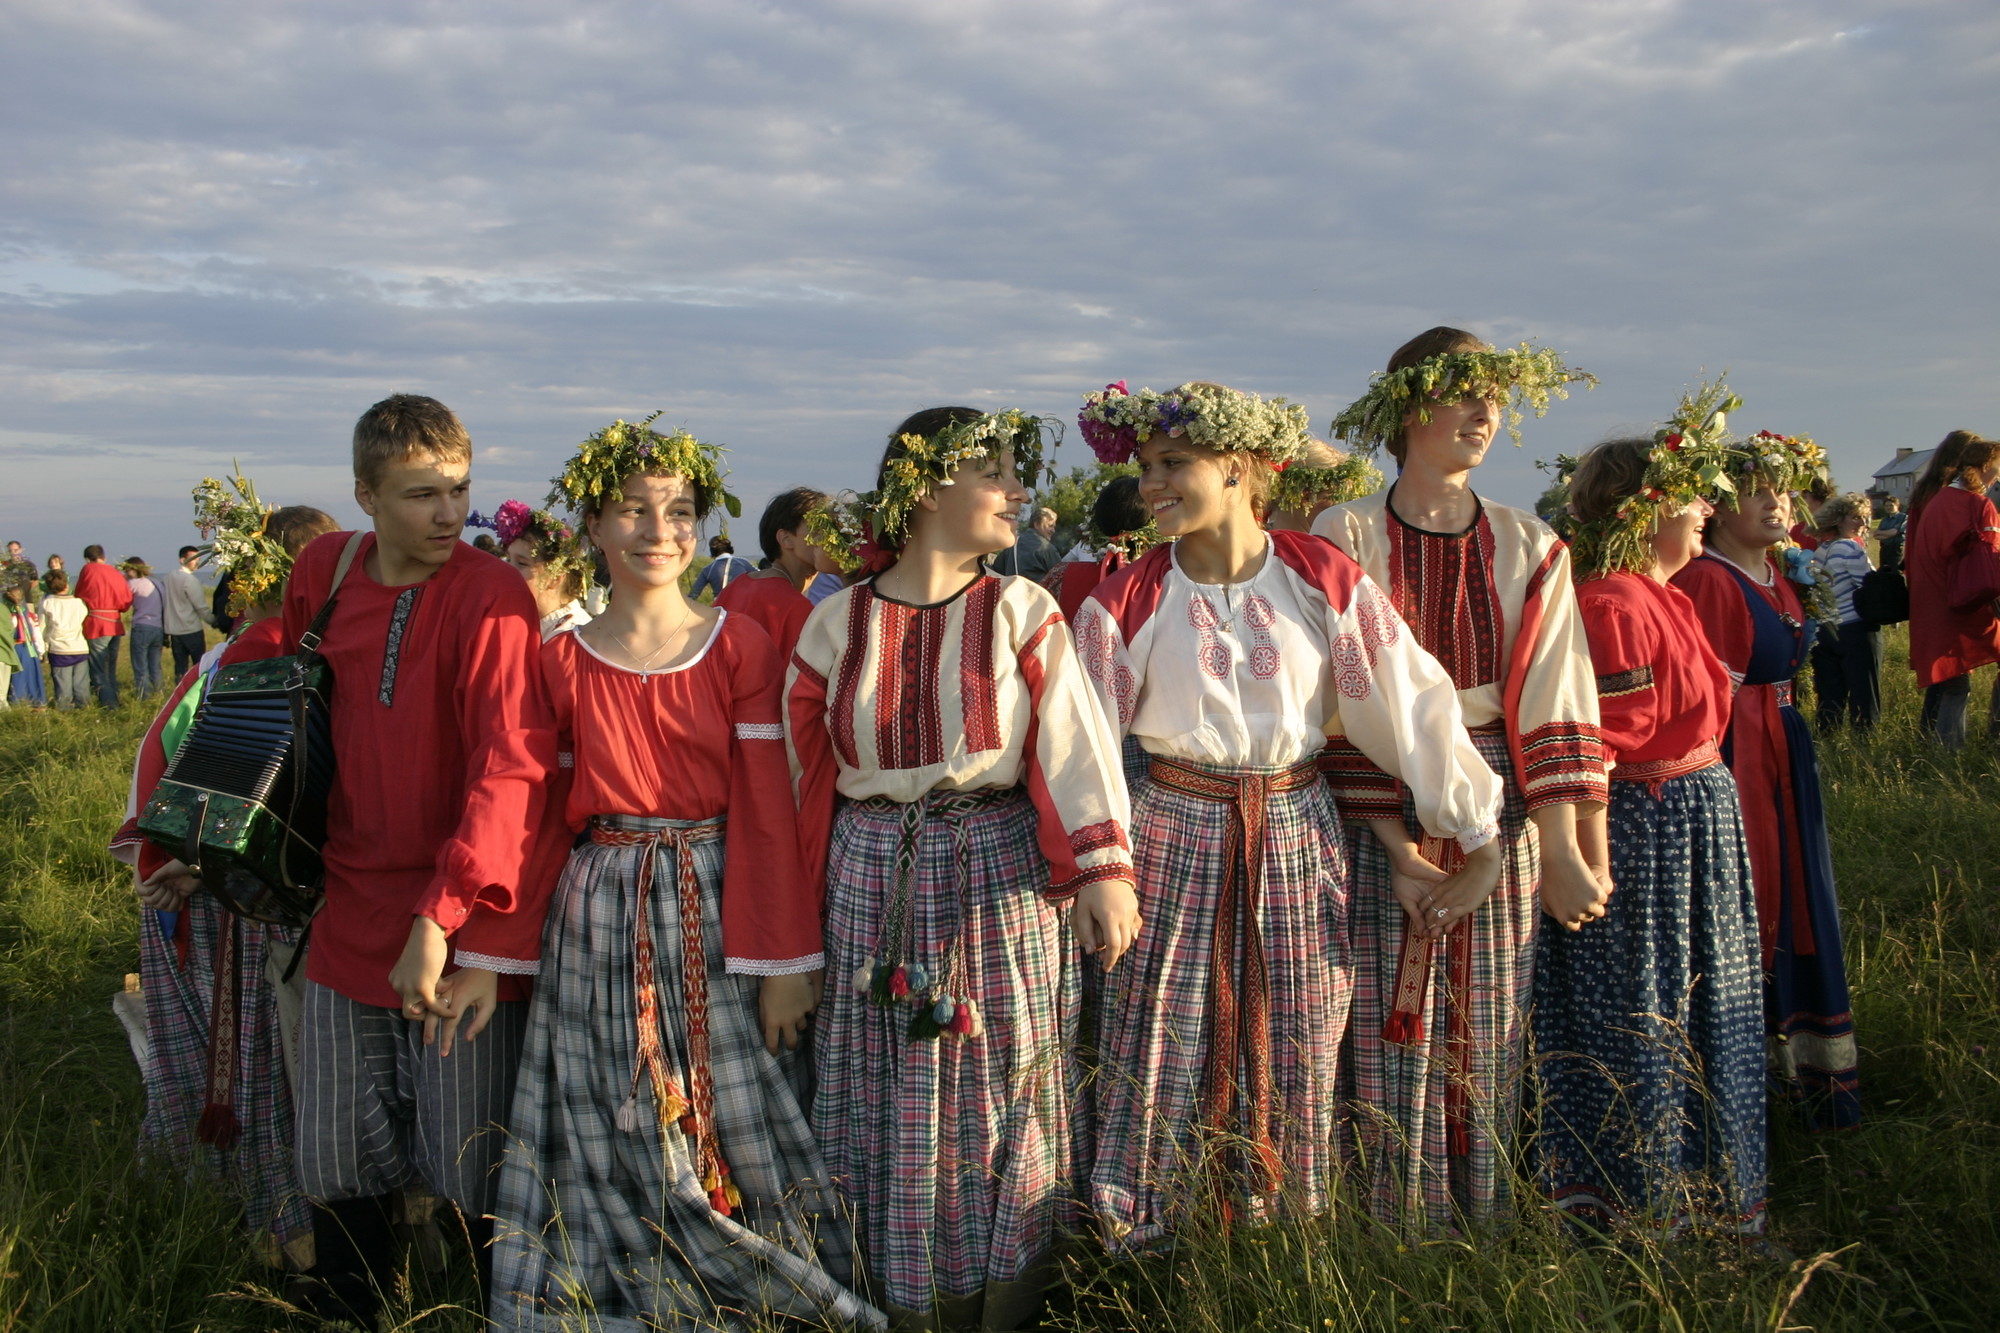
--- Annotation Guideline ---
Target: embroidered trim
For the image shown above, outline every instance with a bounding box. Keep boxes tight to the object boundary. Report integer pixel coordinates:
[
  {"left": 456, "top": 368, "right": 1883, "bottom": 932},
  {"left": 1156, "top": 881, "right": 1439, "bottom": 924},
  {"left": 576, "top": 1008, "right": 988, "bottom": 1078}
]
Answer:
[
  {"left": 1069, "top": 819, "right": 1131, "bottom": 856},
  {"left": 1456, "top": 821, "right": 1500, "bottom": 854},
  {"left": 733, "top": 723, "right": 784, "bottom": 741},
  {"left": 557, "top": 751, "right": 574, "bottom": 769},
  {"left": 454, "top": 950, "right": 540, "bottom": 976},
  {"left": 1594, "top": 665, "right": 1653, "bottom": 698},
  {"left": 961, "top": 577, "right": 1004, "bottom": 752},
  {"left": 378, "top": 586, "right": 422, "bottom": 706},
  {"left": 1611, "top": 738, "right": 1721, "bottom": 784},
  {"left": 725, "top": 952, "right": 827, "bottom": 976},
  {"left": 1044, "top": 860, "right": 1133, "bottom": 902}
]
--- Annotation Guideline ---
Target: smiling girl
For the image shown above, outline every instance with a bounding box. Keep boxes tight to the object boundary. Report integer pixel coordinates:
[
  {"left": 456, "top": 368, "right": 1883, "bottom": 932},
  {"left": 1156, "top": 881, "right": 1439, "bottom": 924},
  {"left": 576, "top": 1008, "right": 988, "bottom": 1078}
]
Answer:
[
  {"left": 1315, "top": 329, "right": 1606, "bottom": 1231},
  {"left": 491, "top": 419, "right": 880, "bottom": 1331},
  {"left": 786, "top": 407, "right": 1138, "bottom": 1329},
  {"left": 1533, "top": 386, "right": 1766, "bottom": 1234},
  {"left": 1071, "top": 381, "right": 1503, "bottom": 1248}
]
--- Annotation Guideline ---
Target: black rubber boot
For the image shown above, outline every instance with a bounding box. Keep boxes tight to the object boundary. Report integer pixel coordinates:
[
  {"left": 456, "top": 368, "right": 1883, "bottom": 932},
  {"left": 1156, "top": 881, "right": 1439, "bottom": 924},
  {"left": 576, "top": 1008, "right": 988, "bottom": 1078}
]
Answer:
[{"left": 301, "top": 1194, "right": 397, "bottom": 1327}]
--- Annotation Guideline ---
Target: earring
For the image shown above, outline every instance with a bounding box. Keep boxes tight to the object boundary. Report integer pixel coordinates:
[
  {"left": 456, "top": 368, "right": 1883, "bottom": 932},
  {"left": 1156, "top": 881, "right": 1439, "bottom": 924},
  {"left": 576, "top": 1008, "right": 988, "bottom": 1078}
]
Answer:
[{"left": 1225, "top": 477, "right": 1240, "bottom": 487}]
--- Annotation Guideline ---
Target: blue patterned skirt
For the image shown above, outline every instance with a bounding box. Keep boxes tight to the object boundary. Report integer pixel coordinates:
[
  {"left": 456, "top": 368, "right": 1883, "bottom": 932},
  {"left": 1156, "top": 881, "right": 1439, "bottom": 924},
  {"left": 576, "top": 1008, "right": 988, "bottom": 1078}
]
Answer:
[{"left": 1531, "top": 764, "right": 1768, "bottom": 1233}]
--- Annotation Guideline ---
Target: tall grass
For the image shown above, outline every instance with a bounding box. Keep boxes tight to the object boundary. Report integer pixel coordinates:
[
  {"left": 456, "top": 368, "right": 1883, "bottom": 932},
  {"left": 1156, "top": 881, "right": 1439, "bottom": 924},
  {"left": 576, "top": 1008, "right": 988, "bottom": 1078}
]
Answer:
[{"left": 2, "top": 629, "right": 1996, "bottom": 1330}]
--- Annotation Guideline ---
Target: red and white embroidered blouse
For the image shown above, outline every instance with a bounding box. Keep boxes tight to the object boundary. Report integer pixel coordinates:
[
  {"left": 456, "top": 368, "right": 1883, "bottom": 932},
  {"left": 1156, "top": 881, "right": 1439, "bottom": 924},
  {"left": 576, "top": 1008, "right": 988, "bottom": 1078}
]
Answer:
[
  {"left": 543, "top": 613, "right": 823, "bottom": 975},
  {"left": 1313, "top": 492, "right": 1607, "bottom": 816},
  {"left": 785, "top": 572, "right": 1134, "bottom": 903}
]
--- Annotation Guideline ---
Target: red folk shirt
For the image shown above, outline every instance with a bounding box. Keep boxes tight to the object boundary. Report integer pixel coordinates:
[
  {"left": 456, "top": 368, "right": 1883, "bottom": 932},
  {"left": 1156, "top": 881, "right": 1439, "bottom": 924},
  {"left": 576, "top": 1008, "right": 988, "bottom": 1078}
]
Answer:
[
  {"left": 77, "top": 560, "right": 134, "bottom": 639},
  {"left": 543, "top": 613, "right": 823, "bottom": 972},
  {"left": 281, "top": 533, "right": 558, "bottom": 1007},
  {"left": 1906, "top": 485, "right": 2000, "bottom": 686},
  {"left": 1575, "top": 572, "right": 1732, "bottom": 772},
  {"left": 713, "top": 571, "right": 814, "bottom": 664}
]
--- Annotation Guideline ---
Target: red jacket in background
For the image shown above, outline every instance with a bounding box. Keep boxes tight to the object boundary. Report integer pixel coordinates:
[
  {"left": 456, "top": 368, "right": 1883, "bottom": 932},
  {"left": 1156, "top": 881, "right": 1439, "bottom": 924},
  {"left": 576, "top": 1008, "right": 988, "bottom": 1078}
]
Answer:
[
  {"left": 1907, "top": 485, "right": 2000, "bottom": 686},
  {"left": 76, "top": 560, "right": 133, "bottom": 639}
]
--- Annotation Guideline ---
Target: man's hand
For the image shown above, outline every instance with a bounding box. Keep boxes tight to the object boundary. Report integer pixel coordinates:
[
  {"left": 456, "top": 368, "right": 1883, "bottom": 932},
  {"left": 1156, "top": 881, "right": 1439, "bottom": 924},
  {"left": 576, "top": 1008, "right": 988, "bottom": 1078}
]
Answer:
[
  {"left": 388, "top": 916, "right": 451, "bottom": 1029},
  {"left": 138, "top": 859, "right": 202, "bottom": 911},
  {"left": 430, "top": 966, "right": 499, "bottom": 1055},
  {"left": 760, "top": 972, "right": 821, "bottom": 1055},
  {"left": 1071, "top": 878, "right": 1143, "bottom": 969}
]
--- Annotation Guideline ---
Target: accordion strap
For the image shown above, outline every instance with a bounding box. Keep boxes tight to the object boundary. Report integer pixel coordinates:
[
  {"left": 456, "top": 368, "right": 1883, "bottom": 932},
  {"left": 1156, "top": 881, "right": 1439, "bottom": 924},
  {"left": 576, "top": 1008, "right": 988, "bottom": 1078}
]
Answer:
[{"left": 279, "top": 532, "right": 367, "bottom": 891}]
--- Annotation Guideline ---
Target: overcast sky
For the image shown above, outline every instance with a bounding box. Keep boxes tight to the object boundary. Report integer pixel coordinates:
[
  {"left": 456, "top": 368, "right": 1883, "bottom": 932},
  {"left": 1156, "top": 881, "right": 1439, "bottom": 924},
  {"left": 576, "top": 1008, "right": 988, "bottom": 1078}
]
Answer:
[{"left": 3, "top": 0, "right": 1995, "bottom": 563}]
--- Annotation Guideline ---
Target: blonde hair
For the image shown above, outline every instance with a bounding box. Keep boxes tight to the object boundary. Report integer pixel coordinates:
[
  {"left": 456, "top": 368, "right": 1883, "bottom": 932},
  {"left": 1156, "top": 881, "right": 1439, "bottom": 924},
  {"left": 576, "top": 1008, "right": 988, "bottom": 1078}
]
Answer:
[
  {"left": 352, "top": 394, "right": 472, "bottom": 489},
  {"left": 1814, "top": 491, "right": 1871, "bottom": 532}
]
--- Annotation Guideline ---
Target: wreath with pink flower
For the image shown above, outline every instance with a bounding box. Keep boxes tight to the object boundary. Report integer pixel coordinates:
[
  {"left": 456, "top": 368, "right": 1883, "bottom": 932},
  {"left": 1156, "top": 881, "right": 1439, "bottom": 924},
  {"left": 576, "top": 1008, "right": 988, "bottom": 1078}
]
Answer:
[{"left": 1079, "top": 381, "right": 1311, "bottom": 468}]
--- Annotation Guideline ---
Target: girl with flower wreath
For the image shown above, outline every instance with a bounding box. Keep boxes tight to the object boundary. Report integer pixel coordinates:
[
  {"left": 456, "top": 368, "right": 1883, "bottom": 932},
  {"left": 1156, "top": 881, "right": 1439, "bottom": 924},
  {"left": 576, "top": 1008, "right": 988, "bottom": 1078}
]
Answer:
[
  {"left": 715, "top": 486, "right": 849, "bottom": 662},
  {"left": 490, "top": 417, "right": 882, "bottom": 1332},
  {"left": 1069, "top": 380, "right": 1503, "bottom": 1248},
  {"left": 109, "top": 476, "right": 339, "bottom": 1273},
  {"left": 1670, "top": 427, "right": 1861, "bottom": 1133},
  {"left": 1532, "top": 386, "right": 1767, "bottom": 1234},
  {"left": 785, "top": 405, "right": 1140, "bottom": 1329},
  {"left": 470, "top": 499, "right": 594, "bottom": 640},
  {"left": 1312, "top": 327, "right": 1607, "bottom": 1232},
  {"left": 1262, "top": 435, "right": 1381, "bottom": 533}
]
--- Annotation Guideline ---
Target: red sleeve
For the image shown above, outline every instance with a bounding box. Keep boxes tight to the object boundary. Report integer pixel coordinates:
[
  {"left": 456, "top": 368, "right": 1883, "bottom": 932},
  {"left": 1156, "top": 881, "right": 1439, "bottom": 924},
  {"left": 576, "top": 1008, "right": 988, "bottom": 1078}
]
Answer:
[
  {"left": 784, "top": 644, "right": 837, "bottom": 920},
  {"left": 720, "top": 625, "right": 823, "bottom": 972},
  {"left": 117, "top": 667, "right": 201, "bottom": 877},
  {"left": 412, "top": 574, "right": 559, "bottom": 936},
  {"left": 1578, "top": 587, "right": 1662, "bottom": 768},
  {"left": 1669, "top": 559, "right": 1753, "bottom": 683}
]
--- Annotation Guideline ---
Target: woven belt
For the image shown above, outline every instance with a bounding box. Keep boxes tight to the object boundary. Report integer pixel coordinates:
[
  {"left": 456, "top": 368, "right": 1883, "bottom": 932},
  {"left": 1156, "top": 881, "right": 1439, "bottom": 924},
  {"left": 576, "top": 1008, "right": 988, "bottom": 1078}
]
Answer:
[
  {"left": 1145, "top": 755, "right": 1319, "bottom": 1197},
  {"left": 1611, "top": 738, "right": 1721, "bottom": 785},
  {"left": 589, "top": 814, "right": 738, "bottom": 1215},
  {"left": 1773, "top": 679, "right": 1795, "bottom": 709},
  {"left": 848, "top": 786, "right": 1025, "bottom": 1041}
]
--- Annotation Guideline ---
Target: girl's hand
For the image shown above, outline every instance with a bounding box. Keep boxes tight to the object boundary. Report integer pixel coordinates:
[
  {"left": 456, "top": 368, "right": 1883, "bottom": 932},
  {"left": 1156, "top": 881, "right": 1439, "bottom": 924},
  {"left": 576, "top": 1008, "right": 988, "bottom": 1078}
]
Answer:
[
  {"left": 430, "top": 966, "right": 499, "bottom": 1056},
  {"left": 1366, "top": 818, "right": 1447, "bottom": 937},
  {"left": 138, "top": 859, "right": 201, "bottom": 910},
  {"left": 1071, "top": 878, "right": 1142, "bottom": 969},
  {"left": 761, "top": 972, "right": 820, "bottom": 1055},
  {"left": 1419, "top": 839, "right": 1504, "bottom": 937},
  {"left": 1538, "top": 846, "right": 1612, "bottom": 931},
  {"left": 389, "top": 916, "right": 451, "bottom": 1026}
]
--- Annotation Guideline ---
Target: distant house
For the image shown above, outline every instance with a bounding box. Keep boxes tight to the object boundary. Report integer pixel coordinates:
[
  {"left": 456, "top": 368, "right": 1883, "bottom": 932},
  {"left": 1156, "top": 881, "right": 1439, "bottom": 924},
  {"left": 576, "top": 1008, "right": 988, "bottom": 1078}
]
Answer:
[{"left": 1871, "top": 447, "right": 1933, "bottom": 502}]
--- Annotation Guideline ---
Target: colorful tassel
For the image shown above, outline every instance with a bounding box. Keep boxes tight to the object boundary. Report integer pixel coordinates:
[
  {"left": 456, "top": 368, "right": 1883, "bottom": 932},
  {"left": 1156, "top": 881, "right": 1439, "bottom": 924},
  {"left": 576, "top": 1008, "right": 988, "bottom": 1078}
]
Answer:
[
  {"left": 195, "top": 1103, "right": 242, "bottom": 1150},
  {"left": 869, "top": 964, "right": 894, "bottom": 1006},
  {"left": 661, "top": 1091, "right": 687, "bottom": 1123},
  {"left": 615, "top": 1096, "right": 640, "bottom": 1133},
  {"left": 888, "top": 966, "right": 911, "bottom": 1000},
  {"left": 851, "top": 958, "right": 876, "bottom": 994},
  {"left": 932, "top": 998, "right": 956, "bottom": 1025},
  {"left": 965, "top": 999, "right": 985, "bottom": 1039},
  {"left": 907, "top": 963, "right": 929, "bottom": 991},
  {"left": 679, "top": 1112, "right": 698, "bottom": 1136},
  {"left": 1381, "top": 1010, "right": 1425, "bottom": 1046},
  {"left": 947, "top": 1001, "right": 974, "bottom": 1037},
  {"left": 908, "top": 1006, "right": 942, "bottom": 1040}
]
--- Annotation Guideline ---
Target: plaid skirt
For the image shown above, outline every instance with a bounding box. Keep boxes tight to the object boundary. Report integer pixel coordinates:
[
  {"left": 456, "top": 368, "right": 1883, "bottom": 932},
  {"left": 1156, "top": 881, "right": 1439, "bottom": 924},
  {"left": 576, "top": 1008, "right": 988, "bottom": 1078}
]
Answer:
[
  {"left": 136, "top": 895, "right": 310, "bottom": 1268},
  {"left": 492, "top": 816, "right": 883, "bottom": 1332},
  {"left": 815, "top": 789, "right": 1080, "bottom": 1329},
  {"left": 1090, "top": 756, "right": 1350, "bottom": 1250},
  {"left": 1343, "top": 730, "right": 1537, "bottom": 1232},
  {"left": 1531, "top": 764, "right": 1768, "bottom": 1233}
]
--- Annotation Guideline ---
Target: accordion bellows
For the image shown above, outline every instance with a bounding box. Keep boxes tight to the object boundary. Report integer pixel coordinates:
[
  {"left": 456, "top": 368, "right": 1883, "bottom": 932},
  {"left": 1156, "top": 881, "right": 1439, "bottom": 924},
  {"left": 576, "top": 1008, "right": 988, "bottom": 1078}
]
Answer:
[{"left": 138, "top": 655, "right": 336, "bottom": 928}]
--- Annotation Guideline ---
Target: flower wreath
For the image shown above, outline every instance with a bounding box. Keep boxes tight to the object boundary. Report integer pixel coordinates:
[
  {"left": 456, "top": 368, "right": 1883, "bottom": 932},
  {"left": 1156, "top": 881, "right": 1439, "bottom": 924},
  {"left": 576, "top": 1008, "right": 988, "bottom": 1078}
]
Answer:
[
  {"left": 466, "top": 499, "right": 592, "bottom": 582},
  {"left": 1078, "top": 381, "right": 1311, "bottom": 468},
  {"left": 801, "top": 495, "right": 866, "bottom": 576},
  {"left": 546, "top": 412, "right": 741, "bottom": 523},
  {"left": 1267, "top": 452, "right": 1385, "bottom": 516},
  {"left": 865, "top": 408, "right": 1059, "bottom": 553},
  {"left": 191, "top": 464, "right": 292, "bottom": 617},
  {"left": 1328, "top": 342, "right": 1596, "bottom": 455},
  {"left": 1556, "top": 379, "right": 1743, "bottom": 579},
  {"left": 1728, "top": 429, "right": 1829, "bottom": 498}
]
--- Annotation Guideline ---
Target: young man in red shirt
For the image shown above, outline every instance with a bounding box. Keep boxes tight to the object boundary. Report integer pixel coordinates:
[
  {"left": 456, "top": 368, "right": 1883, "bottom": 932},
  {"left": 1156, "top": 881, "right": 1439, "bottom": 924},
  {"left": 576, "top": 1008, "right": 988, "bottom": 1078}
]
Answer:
[
  {"left": 282, "top": 395, "right": 559, "bottom": 1324},
  {"left": 75, "top": 542, "right": 133, "bottom": 706}
]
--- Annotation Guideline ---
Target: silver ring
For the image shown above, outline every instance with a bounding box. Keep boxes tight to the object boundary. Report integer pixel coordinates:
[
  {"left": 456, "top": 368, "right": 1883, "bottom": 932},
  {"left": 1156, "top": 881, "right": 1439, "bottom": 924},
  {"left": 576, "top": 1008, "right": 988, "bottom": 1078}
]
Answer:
[{"left": 1433, "top": 907, "right": 1448, "bottom": 917}]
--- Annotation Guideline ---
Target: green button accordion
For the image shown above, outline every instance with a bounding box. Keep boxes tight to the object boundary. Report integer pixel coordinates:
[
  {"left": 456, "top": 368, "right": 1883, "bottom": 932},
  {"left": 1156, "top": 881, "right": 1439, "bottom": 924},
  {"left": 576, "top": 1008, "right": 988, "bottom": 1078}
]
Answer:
[{"left": 137, "top": 654, "right": 336, "bottom": 928}]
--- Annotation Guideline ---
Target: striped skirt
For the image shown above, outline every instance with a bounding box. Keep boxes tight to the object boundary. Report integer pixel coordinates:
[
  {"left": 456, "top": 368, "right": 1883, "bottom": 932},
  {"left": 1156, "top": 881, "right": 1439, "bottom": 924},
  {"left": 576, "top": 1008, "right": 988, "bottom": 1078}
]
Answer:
[
  {"left": 1343, "top": 730, "right": 1537, "bottom": 1232},
  {"left": 1530, "top": 764, "right": 1767, "bottom": 1233},
  {"left": 1090, "top": 756, "right": 1350, "bottom": 1250},
  {"left": 136, "top": 896, "right": 310, "bottom": 1268},
  {"left": 491, "top": 815, "right": 882, "bottom": 1332},
  {"left": 815, "top": 788, "right": 1080, "bottom": 1330}
]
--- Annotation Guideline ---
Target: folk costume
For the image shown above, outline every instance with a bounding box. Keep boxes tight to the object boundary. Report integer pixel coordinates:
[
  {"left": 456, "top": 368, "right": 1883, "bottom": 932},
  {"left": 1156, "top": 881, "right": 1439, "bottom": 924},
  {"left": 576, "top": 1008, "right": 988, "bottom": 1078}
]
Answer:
[
  {"left": 1906, "top": 480, "right": 2000, "bottom": 747},
  {"left": 493, "top": 615, "right": 880, "bottom": 1331},
  {"left": 110, "top": 616, "right": 312, "bottom": 1269},
  {"left": 1314, "top": 489, "right": 1604, "bottom": 1228},
  {"left": 1074, "top": 379, "right": 1502, "bottom": 1248},
  {"left": 1674, "top": 552, "right": 1860, "bottom": 1130},
  {"left": 1533, "top": 386, "right": 1767, "bottom": 1233},
  {"left": 785, "top": 408, "right": 1134, "bottom": 1328},
  {"left": 716, "top": 569, "right": 815, "bottom": 661},
  {"left": 278, "top": 530, "right": 557, "bottom": 1217}
]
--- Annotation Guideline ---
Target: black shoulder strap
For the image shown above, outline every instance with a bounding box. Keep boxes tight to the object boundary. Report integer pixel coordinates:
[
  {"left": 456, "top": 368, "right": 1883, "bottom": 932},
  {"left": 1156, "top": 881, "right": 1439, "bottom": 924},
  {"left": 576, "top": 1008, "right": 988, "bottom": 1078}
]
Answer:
[{"left": 280, "top": 532, "right": 368, "bottom": 888}]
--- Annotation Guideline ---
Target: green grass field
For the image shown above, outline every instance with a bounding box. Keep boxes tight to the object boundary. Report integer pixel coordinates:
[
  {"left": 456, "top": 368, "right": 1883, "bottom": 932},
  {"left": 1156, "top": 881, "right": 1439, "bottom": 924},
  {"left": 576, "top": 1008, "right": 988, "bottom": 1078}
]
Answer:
[{"left": 2, "top": 630, "right": 1996, "bottom": 1331}]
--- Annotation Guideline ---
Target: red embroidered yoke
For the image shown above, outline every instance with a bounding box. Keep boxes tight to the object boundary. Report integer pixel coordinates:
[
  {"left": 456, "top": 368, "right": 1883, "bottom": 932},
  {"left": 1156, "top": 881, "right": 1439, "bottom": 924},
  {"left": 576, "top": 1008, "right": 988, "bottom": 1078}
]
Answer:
[
  {"left": 714, "top": 571, "right": 814, "bottom": 664},
  {"left": 1075, "top": 530, "right": 1501, "bottom": 849},
  {"left": 1314, "top": 492, "right": 1606, "bottom": 817},
  {"left": 1907, "top": 485, "right": 2000, "bottom": 685},
  {"left": 545, "top": 614, "right": 822, "bottom": 973},
  {"left": 1575, "top": 572, "right": 1732, "bottom": 771},
  {"left": 785, "top": 572, "right": 1133, "bottom": 903},
  {"left": 280, "top": 533, "right": 559, "bottom": 1007}
]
